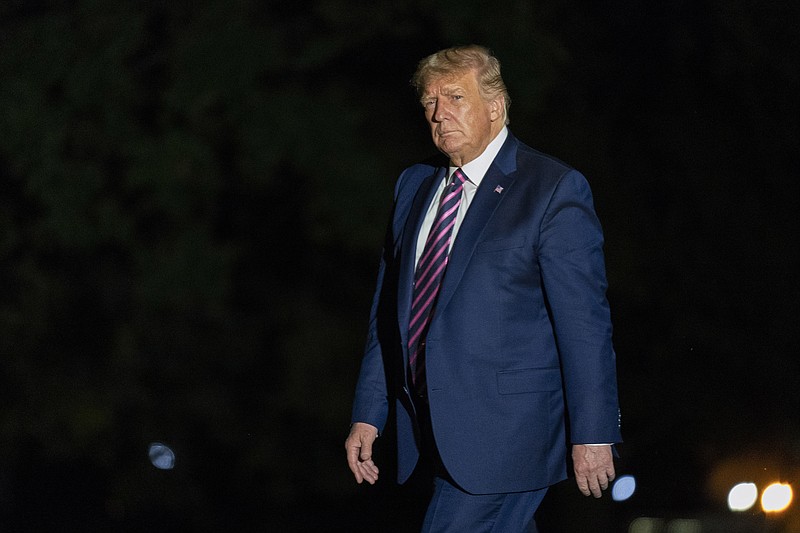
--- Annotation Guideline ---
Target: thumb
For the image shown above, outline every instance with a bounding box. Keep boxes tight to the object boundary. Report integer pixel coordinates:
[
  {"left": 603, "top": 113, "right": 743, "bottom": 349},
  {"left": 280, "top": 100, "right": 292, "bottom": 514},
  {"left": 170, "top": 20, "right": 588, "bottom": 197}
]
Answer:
[{"left": 359, "top": 438, "right": 373, "bottom": 461}]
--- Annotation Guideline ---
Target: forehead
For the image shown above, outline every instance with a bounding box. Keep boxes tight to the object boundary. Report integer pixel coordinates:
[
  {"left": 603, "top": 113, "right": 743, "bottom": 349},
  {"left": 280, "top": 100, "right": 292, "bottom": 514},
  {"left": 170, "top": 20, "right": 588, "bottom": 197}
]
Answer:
[{"left": 422, "top": 69, "right": 479, "bottom": 95}]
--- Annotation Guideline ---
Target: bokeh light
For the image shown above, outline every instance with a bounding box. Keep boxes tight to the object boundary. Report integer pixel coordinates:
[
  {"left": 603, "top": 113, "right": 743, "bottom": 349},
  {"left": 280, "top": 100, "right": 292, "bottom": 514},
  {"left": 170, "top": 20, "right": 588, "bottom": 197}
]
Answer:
[
  {"left": 727, "top": 482, "right": 758, "bottom": 511},
  {"left": 148, "top": 442, "right": 176, "bottom": 470},
  {"left": 761, "top": 482, "right": 792, "bottom": 513},
  {"left": 612, "top": 475, "right": 637, "bottom": 502},
  {"left": 628, "top": 517, "right": 665, "bottom": 533}
]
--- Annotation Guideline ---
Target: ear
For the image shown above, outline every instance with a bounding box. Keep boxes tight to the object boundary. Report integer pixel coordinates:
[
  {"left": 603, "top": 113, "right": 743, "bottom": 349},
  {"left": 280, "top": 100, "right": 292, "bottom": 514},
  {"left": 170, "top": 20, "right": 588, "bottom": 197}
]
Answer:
[{"left": 489, "top": 96, "right": 504, "bottom": 122}]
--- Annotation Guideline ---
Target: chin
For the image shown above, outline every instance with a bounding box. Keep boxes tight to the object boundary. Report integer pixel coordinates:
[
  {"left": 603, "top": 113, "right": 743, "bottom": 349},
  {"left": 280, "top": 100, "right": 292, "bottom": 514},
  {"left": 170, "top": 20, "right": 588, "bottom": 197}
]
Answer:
[{"left": 437, "top": 139, "right": 461, "bottom": 155}]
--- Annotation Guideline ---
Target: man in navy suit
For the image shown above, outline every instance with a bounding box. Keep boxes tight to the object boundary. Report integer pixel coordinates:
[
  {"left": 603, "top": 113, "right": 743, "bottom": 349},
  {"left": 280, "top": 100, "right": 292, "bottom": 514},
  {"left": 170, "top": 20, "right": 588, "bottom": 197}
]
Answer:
[{"left": 345, "top": 45, "right": 622, "bottom": 532}]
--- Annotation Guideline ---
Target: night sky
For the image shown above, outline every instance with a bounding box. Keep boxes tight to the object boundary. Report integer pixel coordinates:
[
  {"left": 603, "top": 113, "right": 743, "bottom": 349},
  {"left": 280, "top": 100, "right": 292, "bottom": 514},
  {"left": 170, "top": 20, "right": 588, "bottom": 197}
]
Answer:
[{"left": 1, "top": 1, "right": 798, "bottom": 531}]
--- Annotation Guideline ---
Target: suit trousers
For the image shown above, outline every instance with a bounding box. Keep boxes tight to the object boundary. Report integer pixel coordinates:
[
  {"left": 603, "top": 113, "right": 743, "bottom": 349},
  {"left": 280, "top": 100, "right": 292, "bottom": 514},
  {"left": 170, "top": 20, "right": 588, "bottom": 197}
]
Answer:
[{"left": 415, "top": 397, "right": 548, "bottom": 533}]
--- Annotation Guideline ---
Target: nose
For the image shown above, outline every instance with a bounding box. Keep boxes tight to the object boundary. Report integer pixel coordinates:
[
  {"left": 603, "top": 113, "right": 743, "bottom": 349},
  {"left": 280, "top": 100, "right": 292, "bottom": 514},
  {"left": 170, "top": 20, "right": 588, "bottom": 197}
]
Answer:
[{"left": 432, "top": 100, "right": 449, "bottom": 122}]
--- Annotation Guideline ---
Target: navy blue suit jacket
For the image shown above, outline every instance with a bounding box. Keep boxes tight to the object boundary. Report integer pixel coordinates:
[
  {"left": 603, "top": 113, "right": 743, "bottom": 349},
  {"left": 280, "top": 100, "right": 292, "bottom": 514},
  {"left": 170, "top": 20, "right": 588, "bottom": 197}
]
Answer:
[{"left": 351, "top": 132, "right": 622, "bottom": 494}]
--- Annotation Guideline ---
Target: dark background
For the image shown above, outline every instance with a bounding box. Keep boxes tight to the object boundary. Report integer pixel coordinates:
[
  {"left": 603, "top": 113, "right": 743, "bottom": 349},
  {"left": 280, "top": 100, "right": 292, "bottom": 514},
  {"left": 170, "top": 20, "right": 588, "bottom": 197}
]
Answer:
[{"left": 1, "top": 1, "right": 798, "bottom": 531}]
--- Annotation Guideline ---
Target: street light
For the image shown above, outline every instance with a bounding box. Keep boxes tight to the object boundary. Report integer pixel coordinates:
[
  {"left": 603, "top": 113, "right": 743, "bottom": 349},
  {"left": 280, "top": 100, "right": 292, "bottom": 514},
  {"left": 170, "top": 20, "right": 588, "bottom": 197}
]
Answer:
[{"left": 761, "top": 482, "right": 792, "bottom": 513}]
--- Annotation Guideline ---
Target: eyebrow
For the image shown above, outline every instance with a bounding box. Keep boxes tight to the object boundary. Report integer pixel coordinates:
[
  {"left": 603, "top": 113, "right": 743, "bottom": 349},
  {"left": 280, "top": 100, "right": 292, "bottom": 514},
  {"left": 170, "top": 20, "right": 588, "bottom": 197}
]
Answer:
[{"left": 421, "top": 86, "right": 465, "bottom": 100}]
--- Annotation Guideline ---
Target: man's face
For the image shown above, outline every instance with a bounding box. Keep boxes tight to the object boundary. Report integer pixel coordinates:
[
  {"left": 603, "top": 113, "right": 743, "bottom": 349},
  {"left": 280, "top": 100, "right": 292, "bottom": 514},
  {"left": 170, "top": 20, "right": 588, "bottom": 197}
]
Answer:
[{"left": 421, "top": 69, "right": 503, "bottom": 167}]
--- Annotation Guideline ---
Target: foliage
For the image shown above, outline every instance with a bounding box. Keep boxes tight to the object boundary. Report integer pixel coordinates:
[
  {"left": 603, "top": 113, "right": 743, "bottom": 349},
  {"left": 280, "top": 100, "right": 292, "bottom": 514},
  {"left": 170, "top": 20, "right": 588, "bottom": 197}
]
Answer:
[{"left": 0, "top": 0, "right": 798, "bottom": 529}]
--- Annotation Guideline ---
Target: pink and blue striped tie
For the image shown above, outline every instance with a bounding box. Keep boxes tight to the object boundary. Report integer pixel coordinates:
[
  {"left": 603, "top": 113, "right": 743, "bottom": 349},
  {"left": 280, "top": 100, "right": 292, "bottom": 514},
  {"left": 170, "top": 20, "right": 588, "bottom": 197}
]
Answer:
[{"left": 408, "top": 168, "right": 467, "bottom": 391}]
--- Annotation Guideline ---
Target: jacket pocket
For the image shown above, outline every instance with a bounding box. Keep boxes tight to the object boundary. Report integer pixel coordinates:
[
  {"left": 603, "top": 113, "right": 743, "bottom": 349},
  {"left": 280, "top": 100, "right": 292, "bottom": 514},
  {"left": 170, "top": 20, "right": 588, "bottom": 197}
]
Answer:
[{"left": 497, "top": 367, "right": 562, "bottom": 395}]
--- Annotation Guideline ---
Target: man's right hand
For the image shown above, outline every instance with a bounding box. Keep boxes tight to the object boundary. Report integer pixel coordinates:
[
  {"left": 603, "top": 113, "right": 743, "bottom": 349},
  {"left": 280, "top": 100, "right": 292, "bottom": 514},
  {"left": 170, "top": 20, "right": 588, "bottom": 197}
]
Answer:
[{"left": 345, "top": 422, "right": 380, "bottom": 484}]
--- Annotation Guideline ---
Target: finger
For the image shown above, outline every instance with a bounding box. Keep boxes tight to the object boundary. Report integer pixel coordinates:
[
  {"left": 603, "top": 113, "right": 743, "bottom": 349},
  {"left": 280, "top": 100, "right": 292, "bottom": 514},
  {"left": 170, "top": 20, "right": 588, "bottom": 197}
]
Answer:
[
  {"left": 345, "top": 438, "right": 365, "bottom": 483},
  {"left": 359, "top": 458, "right": 379, "bottom": 478},
  {"left": 358, "top": 461, "right": 379, "bottom": 484},
  {"left": 347, "top": 450, "right": 365, "bottom": 483},
  {"left": 360, "top": 458, "right": 379, "bottom": 473},
  {"left": 358, "top": 458, "right": 379, "bottom": 482},
  {"left": 576, "top": 476, "right": 591, "bottom": 497},
  {"left": 589, "top": 477, "right": 603, "bottom": 498}
]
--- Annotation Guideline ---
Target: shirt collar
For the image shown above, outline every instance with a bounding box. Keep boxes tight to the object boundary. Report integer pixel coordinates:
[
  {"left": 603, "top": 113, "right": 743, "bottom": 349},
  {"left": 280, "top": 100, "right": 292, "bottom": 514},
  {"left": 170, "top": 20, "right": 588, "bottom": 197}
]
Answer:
[{"left": 448, "top": 126, "right": 508, "bottom": 187}]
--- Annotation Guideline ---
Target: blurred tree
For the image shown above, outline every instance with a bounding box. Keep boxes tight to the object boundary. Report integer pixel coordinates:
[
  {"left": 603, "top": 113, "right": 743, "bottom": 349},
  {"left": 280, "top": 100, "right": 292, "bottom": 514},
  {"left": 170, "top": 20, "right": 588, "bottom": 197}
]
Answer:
[
  {"left": 0, "top": 0, "right": 798, "bottom": 530},
  {"left": 0, "top": 0, "right": 562, "bottom": 528}
]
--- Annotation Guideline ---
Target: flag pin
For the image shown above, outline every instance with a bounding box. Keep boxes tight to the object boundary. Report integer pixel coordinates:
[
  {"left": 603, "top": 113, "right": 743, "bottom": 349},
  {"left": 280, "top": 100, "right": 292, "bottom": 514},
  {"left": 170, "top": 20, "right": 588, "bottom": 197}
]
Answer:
[{"left": 494, "top": 185, "right": 504, "bottom": 194}]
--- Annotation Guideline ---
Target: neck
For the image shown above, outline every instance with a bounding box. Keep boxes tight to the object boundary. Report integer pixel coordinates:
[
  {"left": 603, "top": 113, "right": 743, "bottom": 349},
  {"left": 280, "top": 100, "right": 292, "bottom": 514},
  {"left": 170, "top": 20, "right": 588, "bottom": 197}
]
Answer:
[{"left": 449, "top": 124, "right": 505, "bottom": 167}]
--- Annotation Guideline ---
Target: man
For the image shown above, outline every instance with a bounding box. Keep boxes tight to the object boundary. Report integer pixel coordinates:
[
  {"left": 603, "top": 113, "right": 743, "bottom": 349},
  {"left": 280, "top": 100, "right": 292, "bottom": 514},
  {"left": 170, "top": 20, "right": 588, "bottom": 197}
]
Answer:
[{"left": 345, "top": 45, "right": 622, "bottom": 532}]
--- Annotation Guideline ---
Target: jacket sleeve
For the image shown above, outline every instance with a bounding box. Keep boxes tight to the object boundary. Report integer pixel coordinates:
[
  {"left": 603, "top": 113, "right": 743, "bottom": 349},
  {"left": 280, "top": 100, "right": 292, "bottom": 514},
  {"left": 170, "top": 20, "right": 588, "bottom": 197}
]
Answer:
[
  {"left": 349, "top": 168, "right": 417, "bottom": 433},
  {"left": 350, "top": 244, "right": 391, "bottom": 433},
  {"left": 538, "top": 169, "right": 622, "bottom": 445}
]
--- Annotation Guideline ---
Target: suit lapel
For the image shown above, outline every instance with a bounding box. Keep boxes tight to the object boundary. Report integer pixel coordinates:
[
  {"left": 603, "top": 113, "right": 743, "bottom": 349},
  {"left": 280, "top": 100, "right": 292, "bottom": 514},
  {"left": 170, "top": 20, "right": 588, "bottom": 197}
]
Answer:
[
  {"left": 434, "top": 135, "right": 519, "bottom": 316},
  {"left": 397, "top": 166, "right": 447, "bottom": 353}
]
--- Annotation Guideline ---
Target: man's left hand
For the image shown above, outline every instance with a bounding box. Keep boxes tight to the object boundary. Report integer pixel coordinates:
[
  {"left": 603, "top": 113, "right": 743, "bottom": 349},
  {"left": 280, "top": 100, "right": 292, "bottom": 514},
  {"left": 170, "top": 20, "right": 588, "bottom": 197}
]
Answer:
[{"left": 572, "top": 444, "right": 615, "bottom": 498}]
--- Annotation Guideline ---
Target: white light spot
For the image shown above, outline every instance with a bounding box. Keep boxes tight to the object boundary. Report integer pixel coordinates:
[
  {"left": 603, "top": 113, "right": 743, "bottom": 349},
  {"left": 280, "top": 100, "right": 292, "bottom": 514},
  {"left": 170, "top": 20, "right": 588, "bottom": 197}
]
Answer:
[
  {"left": 612, "top": 474, "right": 636, "bottom": 502},
  {"left": 728, "top": 482, "right": 758, "bottom": 511},
  {"left": 148, "top": 442, "right": 176, "bottom": 470}
]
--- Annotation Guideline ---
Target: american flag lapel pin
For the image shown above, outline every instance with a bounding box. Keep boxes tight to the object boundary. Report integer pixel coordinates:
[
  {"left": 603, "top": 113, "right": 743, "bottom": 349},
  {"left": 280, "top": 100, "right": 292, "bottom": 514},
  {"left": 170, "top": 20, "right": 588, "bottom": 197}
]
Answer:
[{"left": 494, "top": 185, "right": 504, "bottom": 194}]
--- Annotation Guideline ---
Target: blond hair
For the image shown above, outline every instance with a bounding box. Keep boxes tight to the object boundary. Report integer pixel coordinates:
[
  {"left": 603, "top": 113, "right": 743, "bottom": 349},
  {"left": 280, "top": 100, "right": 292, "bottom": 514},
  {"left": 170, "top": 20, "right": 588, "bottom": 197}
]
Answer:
[{"left": 411, "top": 45, "right": 511, "bottom": 125}]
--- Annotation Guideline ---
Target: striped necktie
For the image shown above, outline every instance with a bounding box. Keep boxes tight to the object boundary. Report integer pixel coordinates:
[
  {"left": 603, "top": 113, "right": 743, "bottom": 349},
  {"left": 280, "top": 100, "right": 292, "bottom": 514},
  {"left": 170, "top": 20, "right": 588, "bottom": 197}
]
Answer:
[{"left": 408, "top": 168, "right": 467, "bottom": 390}]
